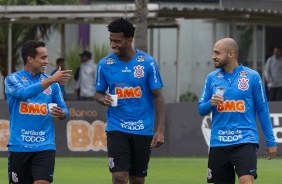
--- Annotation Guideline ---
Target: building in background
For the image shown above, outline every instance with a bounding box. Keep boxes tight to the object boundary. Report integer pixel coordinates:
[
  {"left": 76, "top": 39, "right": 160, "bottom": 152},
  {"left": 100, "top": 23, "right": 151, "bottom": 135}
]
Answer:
[{"left": 1, "top": 0, "right": 282, "bottom": 102}]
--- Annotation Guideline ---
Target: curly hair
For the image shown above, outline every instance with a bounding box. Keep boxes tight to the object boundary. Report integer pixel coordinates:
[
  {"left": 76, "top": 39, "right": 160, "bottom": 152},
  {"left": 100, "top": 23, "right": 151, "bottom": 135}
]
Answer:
[
  {"left": 21, "top": 40, "right": 46, "bottom": 65},
  {"left": 107, "top": 17, "right": 135, "bottom": 38}
]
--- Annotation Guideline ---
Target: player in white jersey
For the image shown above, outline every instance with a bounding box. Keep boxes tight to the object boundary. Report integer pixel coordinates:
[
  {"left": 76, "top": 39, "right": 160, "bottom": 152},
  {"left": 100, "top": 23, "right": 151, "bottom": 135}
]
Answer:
[
  {"left": 94, "top": 18, "right": 165, "bottom": 184},
  {"left": 198, "top": 38, "right": 277, "bottom": 184}
]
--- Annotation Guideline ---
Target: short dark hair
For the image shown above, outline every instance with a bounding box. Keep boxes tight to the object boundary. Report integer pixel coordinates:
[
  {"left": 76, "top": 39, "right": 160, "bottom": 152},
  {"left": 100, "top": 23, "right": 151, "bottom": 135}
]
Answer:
[
  {"left": 273, "top": 45, "right": 281, "bottom": 50},
  {"left": 79, "top": 50, "right": 92, "bottom": 59},
  {"left": 21, "top": 40, "right": 46, "bottom": 65},
  {"left": 107, "top": 17, "right": 135, "bottom": 38},
  {"left": 56, "top": 57, "right": 65, "bottom": 65}
]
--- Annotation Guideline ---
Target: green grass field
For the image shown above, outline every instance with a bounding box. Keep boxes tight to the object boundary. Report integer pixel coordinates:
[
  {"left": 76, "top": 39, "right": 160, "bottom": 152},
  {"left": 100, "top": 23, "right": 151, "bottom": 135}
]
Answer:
[{"left": 0, "top": 156, "right": 281, "bottom": 184}]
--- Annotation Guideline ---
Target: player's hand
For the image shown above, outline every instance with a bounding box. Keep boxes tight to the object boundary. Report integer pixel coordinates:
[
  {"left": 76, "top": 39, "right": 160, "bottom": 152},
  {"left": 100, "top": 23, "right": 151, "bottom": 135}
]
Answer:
[
  {"left": 210, "top": 94, "right": 223, "bottom": 107},
  {"left": 103, "top": 93, "right": 113, "bottom": 106},
  {"left": 50, "top": 106, "right": 66, "bottom": 119},
  {"left": 151, "top": 129, "right": 165, "bottom": 148},
  {"left": 52, "top": 67, "right": 72, "bottom": 84},
  {"left": 265, "top": 146, "right": 277, "bottom": 160}
]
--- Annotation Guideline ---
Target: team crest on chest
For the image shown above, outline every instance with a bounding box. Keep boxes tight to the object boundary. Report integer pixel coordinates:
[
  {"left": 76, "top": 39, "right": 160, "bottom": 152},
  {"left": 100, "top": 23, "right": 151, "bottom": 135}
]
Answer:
[
  {"left": 238, "top": 78, "right": 249, "bottom": 91},
  {"left": 134, "top": 65, "right": 145, "bottom": 78},
  {"left": 43, "top": 86, "right": 52, "bottom": 95}
]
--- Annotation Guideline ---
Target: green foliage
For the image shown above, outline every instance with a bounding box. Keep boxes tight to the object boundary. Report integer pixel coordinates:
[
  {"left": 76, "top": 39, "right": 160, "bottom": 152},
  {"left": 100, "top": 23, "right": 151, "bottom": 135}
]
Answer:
[
  {"left": 0, "top": 0, "right": 81, "bottom": 78},
  {"left": 65, "top": 42, "right": 83, "bottom": 85},
  {"left": 64, "top": 42, "right": 111, "bottom": 85},
  {"left": 179, "top": 91, "right": 198, "bottom": 102},
  {"left": 93, "top": 43, "right": 111, "bottom": 64}
]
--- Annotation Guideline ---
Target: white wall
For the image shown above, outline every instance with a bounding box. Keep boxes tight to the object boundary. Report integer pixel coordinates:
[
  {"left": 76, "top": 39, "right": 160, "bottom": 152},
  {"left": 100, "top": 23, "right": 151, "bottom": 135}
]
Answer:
[{"left": 89, "top": 19, "right": 230, "bottom": 102}]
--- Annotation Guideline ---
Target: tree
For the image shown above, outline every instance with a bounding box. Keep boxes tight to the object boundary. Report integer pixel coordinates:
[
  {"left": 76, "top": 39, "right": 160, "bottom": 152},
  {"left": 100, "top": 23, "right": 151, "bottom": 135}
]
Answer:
[
  {"left": 134, "top": 0, "right": 148, "bottom": 52},
  {"left": 0, "top": 0, "right": 80, "bottom": 98}
]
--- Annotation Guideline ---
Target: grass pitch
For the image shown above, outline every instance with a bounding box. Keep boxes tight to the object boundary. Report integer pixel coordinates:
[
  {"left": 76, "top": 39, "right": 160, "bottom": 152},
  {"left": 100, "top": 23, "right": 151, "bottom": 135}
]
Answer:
[{"left": 0, "top": 156, "right": 281, "bottom": 183}]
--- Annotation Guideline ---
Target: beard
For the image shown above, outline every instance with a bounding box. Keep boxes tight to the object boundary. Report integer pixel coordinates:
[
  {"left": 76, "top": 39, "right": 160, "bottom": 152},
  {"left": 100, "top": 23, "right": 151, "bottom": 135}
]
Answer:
[{"left": 214, "top": 59, "right": 229, "bottom": 69}]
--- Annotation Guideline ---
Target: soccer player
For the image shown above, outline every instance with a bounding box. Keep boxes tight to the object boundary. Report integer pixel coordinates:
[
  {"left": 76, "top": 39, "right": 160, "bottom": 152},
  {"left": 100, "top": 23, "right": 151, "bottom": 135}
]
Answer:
[
  {"left": 5, "top": 40, "right": 72, "bottom": 184},
  {"left": 94, "top": 17, "right": 165, "bottom": 184},
  {"left": 198, "top": 38, "right": 277, "bottom": 184}
]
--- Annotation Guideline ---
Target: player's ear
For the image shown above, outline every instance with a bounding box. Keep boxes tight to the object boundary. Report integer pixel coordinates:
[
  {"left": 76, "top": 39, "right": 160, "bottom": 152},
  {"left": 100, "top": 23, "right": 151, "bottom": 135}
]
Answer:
[
  {"left": 229, "top": 50, "right": 234, "bottom": 58},
  {"left": 27, "top": 56, "right": 33, "bottom": 63},
  {"left": 127, "top": 37, "right": 133, "bottom": 45}
]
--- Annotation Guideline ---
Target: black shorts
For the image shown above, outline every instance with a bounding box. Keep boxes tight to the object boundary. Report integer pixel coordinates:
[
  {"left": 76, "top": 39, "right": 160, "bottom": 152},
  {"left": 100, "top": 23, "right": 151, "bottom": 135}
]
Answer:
[
  {"left": 8, "top": 150, "right": 56, "bottom": 184},
  {"left": 207, "top": 143, "right": 257, "bottom": 184},
  {"left": 107, "top": 131, "right": 153, "bottom": 177}
]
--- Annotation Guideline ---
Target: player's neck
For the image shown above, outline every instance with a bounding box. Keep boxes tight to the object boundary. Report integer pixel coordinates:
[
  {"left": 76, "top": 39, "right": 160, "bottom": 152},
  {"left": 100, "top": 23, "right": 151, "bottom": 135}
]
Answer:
[
  {"left": 24, "top": 65, "right": 38, "bottom": 78},
  {"left": 223, "top": 61, "right": 239, "bottom": 73},
  {"left": 118, "top": 48, "right": 136, "bottom": 62}
]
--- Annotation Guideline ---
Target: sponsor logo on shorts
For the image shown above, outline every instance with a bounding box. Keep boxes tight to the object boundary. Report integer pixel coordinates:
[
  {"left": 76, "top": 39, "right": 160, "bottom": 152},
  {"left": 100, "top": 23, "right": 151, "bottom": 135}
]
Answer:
[
  {"left": 12, "top": 172, "right": 18, "bottom": 183},
  {"left": 207, "top": 168, "right": 212, "bottom": 179},
  {"left": 108, "top": 157, "right": 115, "bottom": 169}
]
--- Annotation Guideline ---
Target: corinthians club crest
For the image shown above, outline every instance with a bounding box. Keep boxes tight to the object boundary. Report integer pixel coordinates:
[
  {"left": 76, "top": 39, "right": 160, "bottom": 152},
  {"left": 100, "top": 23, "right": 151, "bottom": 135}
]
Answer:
[
  {"left": 238, "top": 78, "right": 249, "bottom": 91},
  {"left": 43, "top": 86, "right": 52, "bottom": 95},
  {"left": 133, "top": 65, "right": 144, "bottom": 78}
]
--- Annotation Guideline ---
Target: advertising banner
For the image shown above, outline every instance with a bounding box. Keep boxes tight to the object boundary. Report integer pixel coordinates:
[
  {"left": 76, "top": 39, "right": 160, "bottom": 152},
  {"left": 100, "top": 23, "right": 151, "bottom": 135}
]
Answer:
[{"left": 0, "top": 101, "right": 281, "bottom": 157}]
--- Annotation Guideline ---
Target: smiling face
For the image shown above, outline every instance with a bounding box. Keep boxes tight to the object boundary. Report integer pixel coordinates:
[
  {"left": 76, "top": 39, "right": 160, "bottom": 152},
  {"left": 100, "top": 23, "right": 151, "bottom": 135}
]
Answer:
[
  {"left": 27, "top": 46, "right": 48, "bottom": 76},
  {"left": 212, "top": 41, "right": 230, "bottom": 69},
  {"left": 109, "top": 32, "right": 133, "bottom": 60},
  {"left": 211, "top": 38, "right": 239, "bottom": 73}
]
